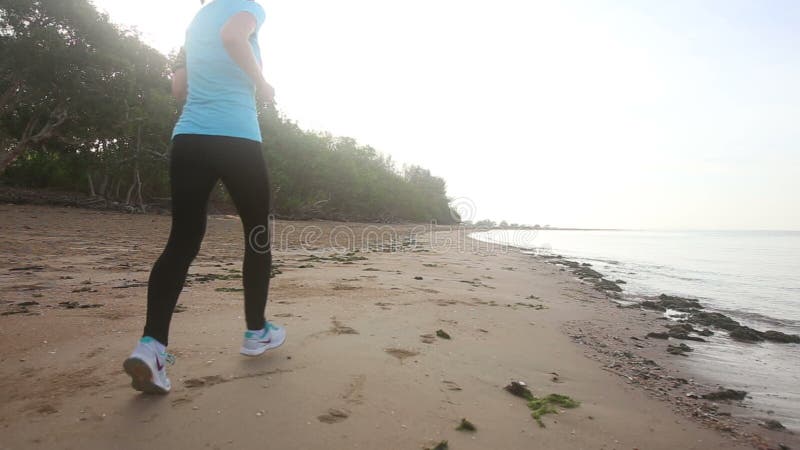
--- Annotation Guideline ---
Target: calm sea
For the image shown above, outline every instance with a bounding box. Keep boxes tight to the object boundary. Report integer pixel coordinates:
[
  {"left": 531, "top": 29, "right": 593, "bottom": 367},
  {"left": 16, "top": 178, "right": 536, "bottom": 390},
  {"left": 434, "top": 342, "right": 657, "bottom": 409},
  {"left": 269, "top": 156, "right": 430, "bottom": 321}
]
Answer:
[{"left": 471, "top": 229, "right": 800, "bottom": 430}]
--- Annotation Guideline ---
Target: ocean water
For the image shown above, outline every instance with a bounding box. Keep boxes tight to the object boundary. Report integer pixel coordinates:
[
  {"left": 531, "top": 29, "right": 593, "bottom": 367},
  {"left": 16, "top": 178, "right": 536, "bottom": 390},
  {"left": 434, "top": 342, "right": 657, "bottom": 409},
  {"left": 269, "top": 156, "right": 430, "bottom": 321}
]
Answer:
[{"left": 471, "top": 229, "right": 800, "bottom": 429}]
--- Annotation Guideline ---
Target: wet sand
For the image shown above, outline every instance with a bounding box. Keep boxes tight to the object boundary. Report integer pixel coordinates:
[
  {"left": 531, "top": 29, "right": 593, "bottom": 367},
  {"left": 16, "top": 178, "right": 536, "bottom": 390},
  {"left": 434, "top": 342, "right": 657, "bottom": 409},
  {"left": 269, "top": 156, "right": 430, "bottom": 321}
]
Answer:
[{"left": 0, "top": 204, "right": 789, "bottom": 449}]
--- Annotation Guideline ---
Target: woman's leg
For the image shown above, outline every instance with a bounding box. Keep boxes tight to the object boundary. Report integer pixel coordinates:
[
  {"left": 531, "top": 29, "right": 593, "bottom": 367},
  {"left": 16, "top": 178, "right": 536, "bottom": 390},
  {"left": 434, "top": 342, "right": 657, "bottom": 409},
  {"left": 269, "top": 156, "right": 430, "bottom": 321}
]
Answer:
[
  {"left": 219, "top": 138, "right": 272, "bottom": 331},
  {"left": 143, "top": 135, "right": 219, "bottom": 345}
]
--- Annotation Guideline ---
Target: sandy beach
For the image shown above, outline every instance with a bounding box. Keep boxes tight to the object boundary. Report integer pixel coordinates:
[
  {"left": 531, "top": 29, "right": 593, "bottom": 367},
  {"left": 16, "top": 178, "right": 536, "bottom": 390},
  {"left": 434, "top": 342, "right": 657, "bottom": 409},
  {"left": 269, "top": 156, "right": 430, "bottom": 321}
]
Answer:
[{"left": 0, "top": 204, "right": 794, "bottom": 450}]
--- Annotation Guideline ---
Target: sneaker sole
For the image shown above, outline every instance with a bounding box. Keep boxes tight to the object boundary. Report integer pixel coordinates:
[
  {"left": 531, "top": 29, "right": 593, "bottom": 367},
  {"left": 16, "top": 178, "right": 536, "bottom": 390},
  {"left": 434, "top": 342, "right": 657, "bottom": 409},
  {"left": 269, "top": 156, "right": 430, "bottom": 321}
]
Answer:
[
  {"left": 240, "top": 333, "right": 287, "bottom": 357},
  {"left": 123, "top": 357, "right": 169, "bottom": 395}
]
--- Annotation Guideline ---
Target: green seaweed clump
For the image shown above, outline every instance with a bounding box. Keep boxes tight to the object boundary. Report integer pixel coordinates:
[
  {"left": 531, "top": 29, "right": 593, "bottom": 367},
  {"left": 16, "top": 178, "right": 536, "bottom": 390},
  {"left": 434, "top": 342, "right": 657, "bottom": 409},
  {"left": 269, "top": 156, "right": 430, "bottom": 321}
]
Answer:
[
  {"left": 424, "top": 441, "right": 448, "bottom": 450},
  {"left": 436, "top": 329, "right": 451, "bottom": 339},
  {"left": 456, "top": 418, "right": 476, "bottom": 432},
  {"left": 528, "top": 394, "right": 580, "bottom": 427}
]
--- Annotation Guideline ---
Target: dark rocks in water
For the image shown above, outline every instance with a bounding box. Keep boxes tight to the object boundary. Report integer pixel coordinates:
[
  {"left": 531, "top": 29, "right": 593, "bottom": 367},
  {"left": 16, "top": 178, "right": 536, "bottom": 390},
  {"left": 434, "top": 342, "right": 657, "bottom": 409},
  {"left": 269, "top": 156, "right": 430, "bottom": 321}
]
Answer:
[
  {"left": 594, "top": 279, "right": 622, "bottom": 292},
  {"left": 698, "top": 328, "right": 714, "bottom": 337},
  {"left": 728, "top": 326, "right": 765, "bottom": 343},
  {"left": 574, "top": 266, "right": 603, "bottom": 279},
  {"left": 665, "top": 324, "right": 707, "bottom": 342},
  {"left": 504, "top": 381, "right": 533, "bottom": 400},
  {"left": 646, "top": 332, "right": 669, "bottom": 339},
  {"left": 581, "top": 262, "right": 592, "bottom": 267},
  {"left": 615, "top": 279, "right": 627, "bottom": 284},
  {"left": 689, "top": 311, "right": 740, "bottom": 331},
  {"left": 667, "top": 343, "right": 693, "bottom": 355},
  {"left": 701, "top": 389, "right": 747, "bottom": 401},
  {"left": 559, "top": 260, "right": 582, "bottom": 269},
  {"left": 762, "top": 330, "right": 800, "bottom": 344},
  {"left": 641, "top": 301, "right": 667, "bottom": 312},
  {"left": 657, "top": 294, "right": 703, "bottom": 312},
  {"left": 759, "top": 419, "right": 786, "bottom": 431}
]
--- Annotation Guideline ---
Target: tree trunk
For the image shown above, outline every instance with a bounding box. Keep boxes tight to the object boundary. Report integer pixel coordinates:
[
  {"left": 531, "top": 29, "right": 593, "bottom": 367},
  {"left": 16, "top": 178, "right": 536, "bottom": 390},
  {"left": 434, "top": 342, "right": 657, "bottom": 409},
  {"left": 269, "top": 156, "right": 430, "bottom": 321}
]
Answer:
[
  {"left": 125, "top": 178, "right": 135, "bottom": 206},
  {"left": 0, "top": 108, "right": 68, "bottom": 174},
  {"left": 87, "top": 172, "right": 96, "bottom": 197}
]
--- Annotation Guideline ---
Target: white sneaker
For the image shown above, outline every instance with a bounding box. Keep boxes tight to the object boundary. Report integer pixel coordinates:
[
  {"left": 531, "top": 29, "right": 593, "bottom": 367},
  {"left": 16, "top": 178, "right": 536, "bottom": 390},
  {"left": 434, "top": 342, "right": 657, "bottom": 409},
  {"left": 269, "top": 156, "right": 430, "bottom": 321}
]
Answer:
[
  {"left": 123, "top": 336, "right": 174, "bottom": 394},
  {"left": 240, "top": 321, "right": 286, "bottom": 356}
]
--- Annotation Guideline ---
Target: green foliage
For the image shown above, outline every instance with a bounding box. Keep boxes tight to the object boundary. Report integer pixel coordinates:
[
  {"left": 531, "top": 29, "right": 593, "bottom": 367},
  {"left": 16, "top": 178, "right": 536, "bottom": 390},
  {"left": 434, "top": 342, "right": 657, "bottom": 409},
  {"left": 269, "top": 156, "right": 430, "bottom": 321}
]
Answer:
[
  {"left": 527, "top": 394, "right": 580, "bottom": 427},
  {"left": 0, "top": 0, "right": 458, "bottom": 223}
]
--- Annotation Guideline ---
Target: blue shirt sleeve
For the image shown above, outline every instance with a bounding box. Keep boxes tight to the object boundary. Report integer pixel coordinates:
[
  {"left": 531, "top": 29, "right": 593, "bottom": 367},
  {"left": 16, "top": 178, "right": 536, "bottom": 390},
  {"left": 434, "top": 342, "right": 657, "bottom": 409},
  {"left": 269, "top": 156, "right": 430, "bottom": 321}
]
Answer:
[{"left": 239, "top": 1, "right": 266, "bottom": 30}]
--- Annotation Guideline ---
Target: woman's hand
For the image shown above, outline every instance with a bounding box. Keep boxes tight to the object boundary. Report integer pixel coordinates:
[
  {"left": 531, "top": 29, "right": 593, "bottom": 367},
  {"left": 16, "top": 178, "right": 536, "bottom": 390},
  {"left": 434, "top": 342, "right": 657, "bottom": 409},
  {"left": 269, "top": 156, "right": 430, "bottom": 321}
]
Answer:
[{"left": 256, "top": 78, "right": 275, "bottom": 105}]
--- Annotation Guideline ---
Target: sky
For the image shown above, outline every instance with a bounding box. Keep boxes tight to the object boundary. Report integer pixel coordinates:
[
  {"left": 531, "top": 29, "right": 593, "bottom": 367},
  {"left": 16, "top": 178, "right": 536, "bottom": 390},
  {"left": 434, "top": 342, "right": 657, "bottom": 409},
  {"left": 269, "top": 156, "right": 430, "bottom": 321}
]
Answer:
[{"left": 91, "top": 0, "right": 800, "bottom": 230}]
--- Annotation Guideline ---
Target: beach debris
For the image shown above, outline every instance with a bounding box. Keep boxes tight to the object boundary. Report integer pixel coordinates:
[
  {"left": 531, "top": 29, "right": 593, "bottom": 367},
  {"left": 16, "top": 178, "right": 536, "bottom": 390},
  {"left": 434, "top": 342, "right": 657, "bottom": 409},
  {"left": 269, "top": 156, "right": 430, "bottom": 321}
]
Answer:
[
  {"left": 436, "top": 329, "right": 451, "bottom": 339},
  {"left": 112, "top": 281, "right": 147, "bottom": 289},
  {"left": 174, "top": 304, "right": 188, "bottom": 313},
  {"left": 666, "top": 343, "right": 693, "bottom": 356},
  {"left": 9, "top": 265, "right": 45, "bottom": 272},
  {"left": 414, "top": 276, "right": 423, "bottom": 280},
  {"left": 58, "top": 301, "right": 102, "bottom": 309},
  {"left": 527, "top": 394, "right": 580, "bottom": 427},
  {"left": 317, "top": 408, "right": 349, "bottom": 424},
  {"left": 424, "top": 441, "right": 448, "bottom": 450},
  {"left": 302, "top": 252, "right": 367, "bottom": 264},
  {"left": 759, "top": 419, "right": 786, "bottom": 431},
  {"left": 423, "top": 263, "right": 438, "bottom": 268},
  {"left": 701, "top": 389, "right": 747, "bottom": 401},
  {"left": 504, "top": 381, "right": 534, "bottom": 400},
  {"left": 215, "top": 287, "right": 244, "bottom": 293},
  {"left": 456, "top": 418, "right": 476, "bottom": 432},
  {"left": 72, "top": 286, "right": 97, "bottom": 293},
  {"left": 515, "top": 302, "right": 546, "bottom": 309}
]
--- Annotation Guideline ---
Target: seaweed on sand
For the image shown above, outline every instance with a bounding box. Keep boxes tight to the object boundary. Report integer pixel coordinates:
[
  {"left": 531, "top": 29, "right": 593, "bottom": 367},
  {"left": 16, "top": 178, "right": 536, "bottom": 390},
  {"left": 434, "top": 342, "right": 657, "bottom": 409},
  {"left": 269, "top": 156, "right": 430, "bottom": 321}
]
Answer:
[
  {"left": 424, "top": 441, "right": 448, "bottom": 450},
  {"left": 456, "top": 418, "right": 476, "bottom": 432},
  {"left": 527, "top": 394, "right": 580, "bottom": 427},
  {"left": 505, "top": 383, "right": 580, "bottom": 427}
]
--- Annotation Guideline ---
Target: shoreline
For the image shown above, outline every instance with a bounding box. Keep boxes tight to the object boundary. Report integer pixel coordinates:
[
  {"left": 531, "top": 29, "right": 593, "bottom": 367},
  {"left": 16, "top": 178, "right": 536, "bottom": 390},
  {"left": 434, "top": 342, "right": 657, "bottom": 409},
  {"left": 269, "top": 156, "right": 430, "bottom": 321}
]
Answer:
[
  {"left": 0, "top": 204, "right": 794, "bottom": 449},
  {"left": 521, "top": 249, "right": 799, "bottom": 445}
]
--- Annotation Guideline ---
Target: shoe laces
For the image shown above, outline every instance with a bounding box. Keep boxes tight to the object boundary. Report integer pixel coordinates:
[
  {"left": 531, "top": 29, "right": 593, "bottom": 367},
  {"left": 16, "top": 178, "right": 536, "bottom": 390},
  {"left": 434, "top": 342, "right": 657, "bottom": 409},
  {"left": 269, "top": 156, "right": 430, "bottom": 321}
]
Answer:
[{"left": 161, "top": 352, "right": 176, "bottom": 365}]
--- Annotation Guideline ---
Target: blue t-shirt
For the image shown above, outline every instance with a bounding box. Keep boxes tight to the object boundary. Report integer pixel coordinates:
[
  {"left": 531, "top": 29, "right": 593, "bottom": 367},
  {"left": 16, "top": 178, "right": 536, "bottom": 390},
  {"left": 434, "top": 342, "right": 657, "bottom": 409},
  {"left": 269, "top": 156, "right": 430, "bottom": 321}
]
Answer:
[{"left": 173, "top": 0, "right": 266, "bottom": 142}]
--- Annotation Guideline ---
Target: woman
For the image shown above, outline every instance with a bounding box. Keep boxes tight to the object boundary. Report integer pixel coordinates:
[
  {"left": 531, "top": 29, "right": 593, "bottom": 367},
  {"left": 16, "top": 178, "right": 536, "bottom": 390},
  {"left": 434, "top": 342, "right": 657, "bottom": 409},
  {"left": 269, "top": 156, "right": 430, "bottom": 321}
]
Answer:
[{"left": 122, "top": 0, "right": 285, "bottom": 395}]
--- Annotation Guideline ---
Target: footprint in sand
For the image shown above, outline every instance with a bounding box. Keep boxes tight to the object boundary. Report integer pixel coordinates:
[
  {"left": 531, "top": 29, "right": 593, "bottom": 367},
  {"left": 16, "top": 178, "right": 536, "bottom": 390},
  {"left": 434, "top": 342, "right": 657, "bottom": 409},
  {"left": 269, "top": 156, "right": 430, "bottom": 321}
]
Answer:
[
  {"left": 342, "top": 375, "right": 366, "bottom": 405},
  {"left": 442, "top": 380, "right": 462, "bottom": 391},
  {"left": 420, "top": 334, "right": 436, "bottom": 344},
  {"left": 317, "top": 408, "right": 349, "bottom": 424},
  {"left": 385, "top": 348, "right": 418, "bottom": 360},
  {"left": 331, "top": 319, "right": 359, "bottom": 335}
]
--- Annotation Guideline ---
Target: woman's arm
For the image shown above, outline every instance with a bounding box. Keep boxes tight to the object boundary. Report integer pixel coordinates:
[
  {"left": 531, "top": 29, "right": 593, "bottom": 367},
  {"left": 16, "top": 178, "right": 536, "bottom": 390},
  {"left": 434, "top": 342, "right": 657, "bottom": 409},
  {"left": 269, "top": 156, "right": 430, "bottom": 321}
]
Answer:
[
  {"left": 171, "top": 67, "right": 188, "bottom": 105},
  {"left": 220, "top": 12, "right": 274, "bottom": 104}
]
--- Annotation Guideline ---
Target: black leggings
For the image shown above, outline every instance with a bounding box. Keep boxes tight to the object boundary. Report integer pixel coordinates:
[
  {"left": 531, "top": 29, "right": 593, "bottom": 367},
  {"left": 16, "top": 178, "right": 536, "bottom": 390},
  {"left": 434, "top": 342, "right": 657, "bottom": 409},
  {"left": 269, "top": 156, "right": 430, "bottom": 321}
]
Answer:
[{"left": 144, "top": 134, "right": 272, "bottom": 346}]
